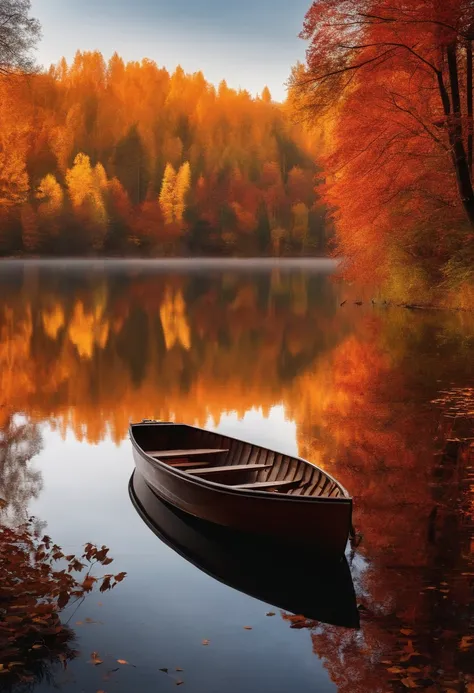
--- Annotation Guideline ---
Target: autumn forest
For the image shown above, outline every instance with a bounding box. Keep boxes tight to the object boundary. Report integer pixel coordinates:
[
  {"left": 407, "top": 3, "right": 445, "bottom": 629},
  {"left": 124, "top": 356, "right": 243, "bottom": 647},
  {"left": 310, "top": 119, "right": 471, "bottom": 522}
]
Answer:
[{"left": 0, "top": 52, "right": 325, "bottom": 258}]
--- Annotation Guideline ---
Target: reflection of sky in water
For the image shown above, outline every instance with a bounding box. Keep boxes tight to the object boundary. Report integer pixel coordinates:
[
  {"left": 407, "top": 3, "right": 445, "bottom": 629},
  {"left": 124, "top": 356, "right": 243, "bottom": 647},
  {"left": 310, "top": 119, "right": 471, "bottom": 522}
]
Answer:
[
  {"left": 206, "top": 405, "right": 298, "bottom": 456},
  {"left": 28, "top": 411, "right": 331, "bottom": 693}
]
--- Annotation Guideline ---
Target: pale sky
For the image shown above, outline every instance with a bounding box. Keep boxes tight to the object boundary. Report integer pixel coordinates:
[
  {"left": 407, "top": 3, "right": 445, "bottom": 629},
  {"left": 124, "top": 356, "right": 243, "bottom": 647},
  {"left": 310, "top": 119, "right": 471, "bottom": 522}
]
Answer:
[{"left": 30, "top": 0, "right": 311, "bottom": 101}]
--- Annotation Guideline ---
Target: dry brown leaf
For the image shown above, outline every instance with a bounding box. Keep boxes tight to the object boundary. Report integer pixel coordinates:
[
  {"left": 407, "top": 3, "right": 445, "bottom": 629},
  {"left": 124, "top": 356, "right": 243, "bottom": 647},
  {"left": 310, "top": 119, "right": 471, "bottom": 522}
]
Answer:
[
  {"left": 381, "top": 660, "right": 392, "bottom": 665},
  {"left": 407, "top": 667, "right": 421, "bottom": 673},
  {"left": 400, "top": 653, "right": 421, "bottom": 662},
  {"left": 460, "top": 635, "right": 474, "bottom": 651},
  {"left": 89, "top": 652, "right": 103, "bottom": 666},
  {"left": 176, "top": 668, "right": 184, "bottom": 672},
  {"left": 117, "top": 660, "right": 128, "bottom": 665},
  {"left": 202, "top": 639, "right": 210, "bottom": 646},
  {"left": 401, "top": 677, "right": 419, "bottom": 688},
  {"left": 387, "top": 667, "right": 404, "bottom": 674},
  {"left": 243, "top": 626, "right": 253, "bottom": 630},
  {"left": 32, "top": 644, "right": 43, "bottom": 650},
  {"left": 266, "top": 612, "right": 276, "bottom": 617}
]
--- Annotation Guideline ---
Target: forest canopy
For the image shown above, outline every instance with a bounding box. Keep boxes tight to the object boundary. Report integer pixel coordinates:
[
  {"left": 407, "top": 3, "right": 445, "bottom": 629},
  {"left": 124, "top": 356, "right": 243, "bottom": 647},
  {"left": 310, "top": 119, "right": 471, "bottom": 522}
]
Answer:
[
  {"left": 290, "top": 0, "right": 474, "bottom": 303},
  {"left": 0, "top": 51, "right": 325, "bottom": 257}
]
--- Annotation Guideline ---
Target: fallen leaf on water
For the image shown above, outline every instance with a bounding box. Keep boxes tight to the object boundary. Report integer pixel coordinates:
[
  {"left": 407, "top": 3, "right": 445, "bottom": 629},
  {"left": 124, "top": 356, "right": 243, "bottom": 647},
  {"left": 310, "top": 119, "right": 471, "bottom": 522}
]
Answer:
[
  {"left": 400, "top": 653, "right": 421, "bottom": 662},
  {"left": 401, "top": 677, "right": 419, "bottom": 688},
  {"left": 159, "top": 668, "right": 169, "bottom": 674},
  {"left": 401, "top": 629, "right": 414, "bottom": 635},
  {"left": 266, "top": 612, "right": 275, "bottom": 617},
  {"left": 381, "top": 660, "right": 392, "bottom": 665},
  {"left": 176, "top": 668, "right": 184, "bottom": 672},
  {"left": 97, "top": 690, "right": 106, "bottom": 693},
  {"left": 424, "top": 586, "right": 436, "bottom": 590},
  {"left": 32, "top": 644, "right": 43, "bottom": 650},
  {"left": 387, "top": 667, "right": 404, "bottom": 674},
  {"left": 176, "top": 680, "right": 184, "bottom": 686},
  {"left": 202, "top": 640, "right": 210, "bottom": 646},
  {"left": 89, "top": 652, "right": 103, "bottom": 666},
  {"left": 243, "top": 626, "right": 253, "bottom": 630},
  {"left": 117, "top": 660, "right": 128, "bottom": 665},
  {"left": 460, "top": 635, "right": 474, "bottom": 651},
  {"left": 76, "top": 621, "right": 83, "bottom": 626},
  {"left": 407, "top": 667, "right": 421, "bottom": 673}
]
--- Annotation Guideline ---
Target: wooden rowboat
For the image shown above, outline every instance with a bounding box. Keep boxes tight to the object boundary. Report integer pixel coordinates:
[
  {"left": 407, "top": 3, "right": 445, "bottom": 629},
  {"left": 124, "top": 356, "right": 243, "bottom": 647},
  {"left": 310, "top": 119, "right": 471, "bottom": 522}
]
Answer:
[
  {"left": 130, "top": 421, "right": 353, "bottom": 557},
  {"left": 129, "top": 470, "right": 359, "bottom": 628}
]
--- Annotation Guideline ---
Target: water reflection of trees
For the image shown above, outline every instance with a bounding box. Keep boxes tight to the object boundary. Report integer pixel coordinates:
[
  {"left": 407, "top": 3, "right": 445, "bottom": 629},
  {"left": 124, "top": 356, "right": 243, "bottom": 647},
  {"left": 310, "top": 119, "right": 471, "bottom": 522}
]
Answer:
[
  {"left": 286, "top": 321, "right": 474, "bottom": 693},
  {"left": 1, "top": 266, "right": 474, "bottom": 691},
  {"left": 0, "top": 414, "right": 43, "bottom": 525},
  {"left": 0, "top": 267, "right": 348, "bottom": 441}
]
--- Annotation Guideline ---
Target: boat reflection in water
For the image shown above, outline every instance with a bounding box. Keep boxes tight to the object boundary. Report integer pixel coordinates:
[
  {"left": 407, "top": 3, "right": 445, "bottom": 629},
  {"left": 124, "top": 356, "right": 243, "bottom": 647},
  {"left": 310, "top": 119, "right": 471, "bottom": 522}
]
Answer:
[{"left": 129, "top": 470, "right": 360, "bottom": 629}]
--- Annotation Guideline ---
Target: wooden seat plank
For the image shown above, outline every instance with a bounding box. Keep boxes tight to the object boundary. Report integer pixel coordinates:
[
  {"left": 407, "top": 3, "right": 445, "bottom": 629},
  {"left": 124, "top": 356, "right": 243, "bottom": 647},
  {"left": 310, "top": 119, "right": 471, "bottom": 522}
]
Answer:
[
  {"left": 146, "top": 448, "right": 229, "bottom": 458},
  {"left": 167, "top": 461, "right": 210, "bottom": 468},
  {"left": 187, "top": 463, "right": 272, "bottom": 476},
  {"left": 232, "top": 478, "right": 302, "bottom": 491}
]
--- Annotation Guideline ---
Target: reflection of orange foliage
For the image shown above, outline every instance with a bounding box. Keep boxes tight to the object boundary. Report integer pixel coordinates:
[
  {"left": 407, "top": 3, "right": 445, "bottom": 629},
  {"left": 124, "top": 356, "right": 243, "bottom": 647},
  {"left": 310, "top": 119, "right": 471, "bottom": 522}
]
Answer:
[
  {"left": 0, "top": 270, "right": 345, "bottom": 444},
  {"left": 160, "top": 288, "right": 191, "bottom": 351},
  {"left": 67, "top": 300, "right": 109, "bottom": 359},
  {"left": 42, "top": 304, "right": 65, "bottom": 340}
]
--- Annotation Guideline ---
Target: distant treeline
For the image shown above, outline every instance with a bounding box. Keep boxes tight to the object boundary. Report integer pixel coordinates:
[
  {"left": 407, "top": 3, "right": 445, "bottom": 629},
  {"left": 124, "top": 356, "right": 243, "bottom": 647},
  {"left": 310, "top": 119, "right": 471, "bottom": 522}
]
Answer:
[{"left": 0, "top": 52, "right": 327, "bottom": 257}]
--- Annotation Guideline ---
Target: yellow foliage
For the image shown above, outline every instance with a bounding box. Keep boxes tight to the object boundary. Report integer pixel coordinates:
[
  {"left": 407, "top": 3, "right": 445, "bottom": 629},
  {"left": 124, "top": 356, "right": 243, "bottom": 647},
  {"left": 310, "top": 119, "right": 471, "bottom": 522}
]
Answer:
[
  {"left": 159, "top": 163, "right": 177, "bottom": 225},
  {"left": 175, "top": 162, "right": 191, "bottom": 222},
  {"left": 37, "top": 174, "right": 64, "bottom": 215}
]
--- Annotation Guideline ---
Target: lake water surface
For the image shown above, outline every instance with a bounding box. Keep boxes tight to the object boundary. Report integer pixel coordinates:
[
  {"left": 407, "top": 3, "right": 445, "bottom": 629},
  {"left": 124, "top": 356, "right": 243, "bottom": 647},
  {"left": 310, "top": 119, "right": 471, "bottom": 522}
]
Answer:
[{"left": 1, "top": 259, "right": 474, "bottom": 693}]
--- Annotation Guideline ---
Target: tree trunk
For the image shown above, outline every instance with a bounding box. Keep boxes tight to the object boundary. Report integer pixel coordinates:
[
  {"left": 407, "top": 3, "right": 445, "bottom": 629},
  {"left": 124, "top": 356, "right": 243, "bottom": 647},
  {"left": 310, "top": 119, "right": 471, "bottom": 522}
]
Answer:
[
  {"left": 445, "top": 44, "right": 474, "bottom": 226},
  {"left": 467, "top": 42, "right": 473, "bottom": 174}
]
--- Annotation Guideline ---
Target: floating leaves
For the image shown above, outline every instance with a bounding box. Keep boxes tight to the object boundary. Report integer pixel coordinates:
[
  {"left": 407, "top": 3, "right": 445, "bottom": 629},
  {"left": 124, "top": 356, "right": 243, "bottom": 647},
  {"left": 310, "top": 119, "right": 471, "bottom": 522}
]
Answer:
[
  {"left": 117, "top": 659, "right": 129, "bottom": 665},
  {"left": 266, "top": 612, "right": 276, "bottom": 617},
  {"left": 202, "top": 640, "right": 210, "bottom": 646},
  {"left": 460, "top": 635, "right": 474, "bottom": 651},
  {"left": 89, "top": 652, "right": 103, "bottom": 666},
  {"left": 243, "top": 626, "right": 253, "bottom": 630},
  {"left": 401, "top": 676, "right": 419, "bottom": 688}
]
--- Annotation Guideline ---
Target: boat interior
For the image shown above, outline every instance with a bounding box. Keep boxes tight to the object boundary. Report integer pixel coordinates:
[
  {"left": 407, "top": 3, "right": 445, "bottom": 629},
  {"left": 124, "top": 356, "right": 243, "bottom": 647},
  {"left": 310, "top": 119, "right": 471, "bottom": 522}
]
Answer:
[{"left": 133, "top": 423, "right": 346, "bottom": 499}]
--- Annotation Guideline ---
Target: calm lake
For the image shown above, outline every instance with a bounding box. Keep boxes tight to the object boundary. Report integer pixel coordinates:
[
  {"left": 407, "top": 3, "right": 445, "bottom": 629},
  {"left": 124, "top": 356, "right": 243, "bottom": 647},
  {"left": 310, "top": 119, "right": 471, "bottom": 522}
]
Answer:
[{"left": 1, "top": 259, "right": 474, "bottom": 693}]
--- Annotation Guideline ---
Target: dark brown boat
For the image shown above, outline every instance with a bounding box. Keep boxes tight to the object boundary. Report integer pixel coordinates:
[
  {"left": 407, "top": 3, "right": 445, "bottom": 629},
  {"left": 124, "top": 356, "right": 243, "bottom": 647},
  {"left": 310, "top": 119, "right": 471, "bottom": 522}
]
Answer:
[
  {"left": 129, "top": 470, "right": 360, "bottom": 628},
  {"left": 130, "top": 421, "right": 353, "bottom": 558}
]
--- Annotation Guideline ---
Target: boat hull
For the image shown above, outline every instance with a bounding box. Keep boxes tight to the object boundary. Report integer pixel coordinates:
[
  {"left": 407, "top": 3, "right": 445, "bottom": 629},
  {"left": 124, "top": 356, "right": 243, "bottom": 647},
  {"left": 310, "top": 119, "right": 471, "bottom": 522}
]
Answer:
[
  {"left": 129, "top": 470, "right": 359, "bottom": 628},
  {"left": 132, "top": 440, "right": 352, "bottom": 558}
]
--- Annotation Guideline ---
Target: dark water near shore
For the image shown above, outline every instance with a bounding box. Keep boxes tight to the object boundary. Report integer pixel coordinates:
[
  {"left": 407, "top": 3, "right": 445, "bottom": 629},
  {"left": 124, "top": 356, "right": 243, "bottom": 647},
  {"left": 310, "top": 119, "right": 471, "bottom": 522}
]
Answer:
[{"left": 1, "top": 259, "right": 474, "bottom": 693}]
